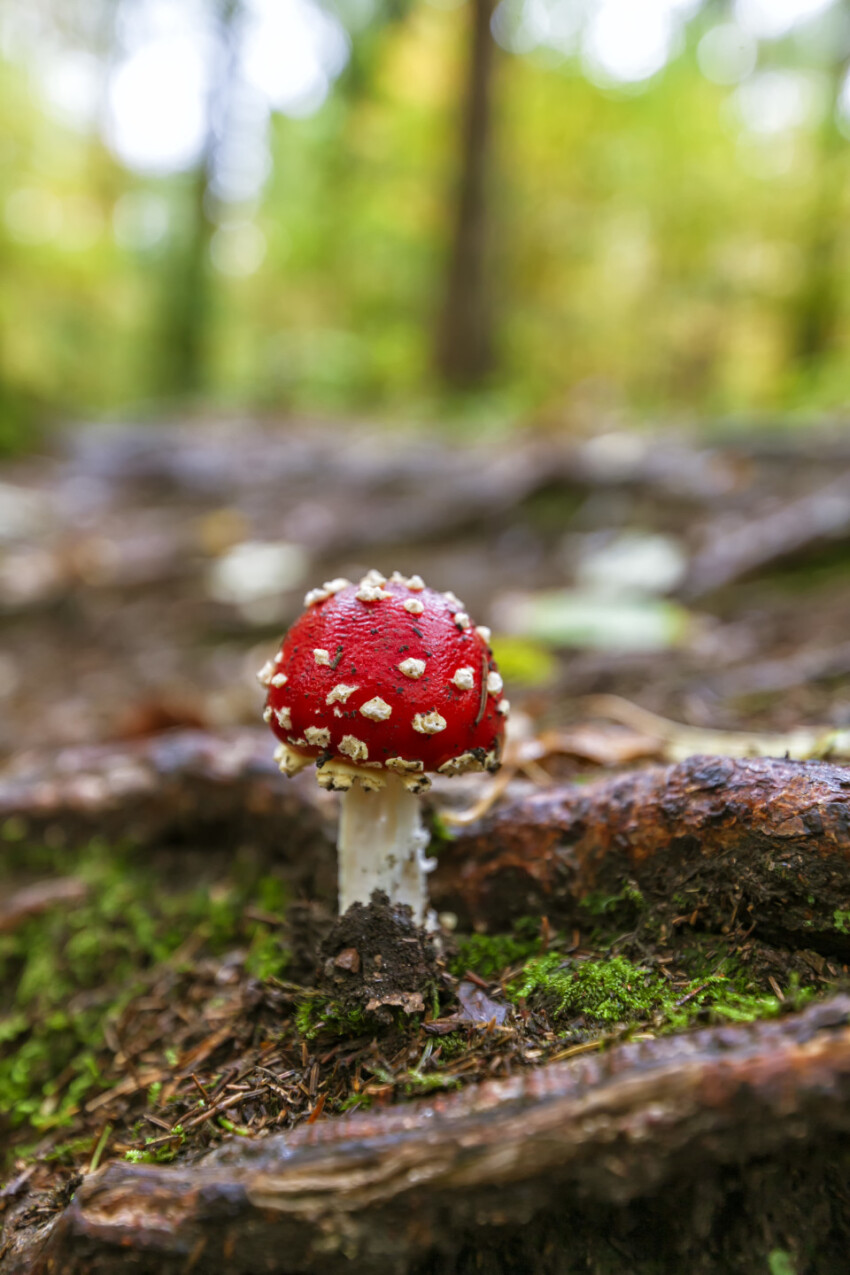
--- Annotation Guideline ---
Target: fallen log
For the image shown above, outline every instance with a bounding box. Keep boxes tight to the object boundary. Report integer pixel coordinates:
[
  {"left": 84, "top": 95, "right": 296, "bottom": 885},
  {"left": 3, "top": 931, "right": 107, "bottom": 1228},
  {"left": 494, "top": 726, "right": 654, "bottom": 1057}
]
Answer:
[
  {"left": 0, "top": 729, "right": 336, "bottom": 897},
  {"left": 434, "top": 754, "right": 850, "bottom": 949},
  {"left": 4, "top": 996, "right": 850, "bottom": 1274}
]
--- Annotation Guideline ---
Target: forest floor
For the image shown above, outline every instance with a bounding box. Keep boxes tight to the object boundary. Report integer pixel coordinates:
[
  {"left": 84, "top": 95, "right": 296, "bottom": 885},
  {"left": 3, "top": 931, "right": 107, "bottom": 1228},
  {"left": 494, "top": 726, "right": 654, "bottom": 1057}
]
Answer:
[{"left": 3, "top": 417, "right": 850, "bottom": 1272}]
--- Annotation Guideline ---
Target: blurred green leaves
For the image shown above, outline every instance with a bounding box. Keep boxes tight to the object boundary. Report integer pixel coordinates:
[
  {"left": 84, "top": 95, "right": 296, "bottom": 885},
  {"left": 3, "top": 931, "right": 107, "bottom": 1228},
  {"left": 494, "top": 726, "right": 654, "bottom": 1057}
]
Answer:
[{"left": 1, "top": 0, "right": 849, "bottom": 440}]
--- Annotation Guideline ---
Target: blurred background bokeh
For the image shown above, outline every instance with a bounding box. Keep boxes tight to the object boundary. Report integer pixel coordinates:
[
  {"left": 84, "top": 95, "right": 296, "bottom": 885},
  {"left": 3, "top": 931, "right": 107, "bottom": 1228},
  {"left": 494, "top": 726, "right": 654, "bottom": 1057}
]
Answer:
[
  {"left": 3, "top": 0, "right": 850, "bottom": 446},
  {"left": 2, "top": 0, "right": 850, "bottom": 767}
]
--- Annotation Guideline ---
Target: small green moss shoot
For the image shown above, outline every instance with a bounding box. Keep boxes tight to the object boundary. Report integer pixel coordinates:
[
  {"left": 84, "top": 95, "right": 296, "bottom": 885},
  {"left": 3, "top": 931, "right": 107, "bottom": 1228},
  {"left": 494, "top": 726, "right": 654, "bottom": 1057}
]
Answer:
[
  {"left": 124, "top": 1125, "right": 186, "bottom": 1165},
  {"left": 510, "top": 954, "right": 664, "bottom": 1024},
  {"left": 295, "top": 997, "right": 371, "bottom": 1041},
  {"left": 833, "top": 909, "right": 850, "bottom": 936},
  {"left": 338, "top": 1091, "right": 373, "bottom": 1113},
  {"left": 579, "top": 883, "right": 645, "bottom": 920},
  {"left": 450, "top": 917, "right": 543, "bottom": 980},
  {"left": 768, "top": 1250, "right": 798, "bottom": 1275}
]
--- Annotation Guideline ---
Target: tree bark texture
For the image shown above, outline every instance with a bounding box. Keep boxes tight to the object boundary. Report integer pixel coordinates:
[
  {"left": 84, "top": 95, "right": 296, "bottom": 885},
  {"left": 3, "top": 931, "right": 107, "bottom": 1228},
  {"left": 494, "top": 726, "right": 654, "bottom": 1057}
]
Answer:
[{"left": 434, "top": 754, "right": 850, "bottom": 949}]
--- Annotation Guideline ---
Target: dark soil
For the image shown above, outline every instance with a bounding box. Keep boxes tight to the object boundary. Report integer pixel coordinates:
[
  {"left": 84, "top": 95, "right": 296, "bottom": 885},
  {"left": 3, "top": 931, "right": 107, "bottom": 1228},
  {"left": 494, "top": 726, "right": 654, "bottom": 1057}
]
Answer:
[{"left": 318, "top": 891, "right": 442, "bottom": 1021}]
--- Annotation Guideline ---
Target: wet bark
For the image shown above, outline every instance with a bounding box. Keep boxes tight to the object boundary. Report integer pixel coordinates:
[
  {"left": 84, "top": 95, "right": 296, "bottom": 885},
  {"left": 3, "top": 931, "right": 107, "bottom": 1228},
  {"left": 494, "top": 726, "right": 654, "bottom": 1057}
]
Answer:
[
  {"left": 434, "top": 754, "right": 850, "bottom": 948},
  {"left": 0, "top": 729, "right": 336, "bottom": 899},
  {"left": 4, "top": 997, "right": 850, "bottom": 1274}
]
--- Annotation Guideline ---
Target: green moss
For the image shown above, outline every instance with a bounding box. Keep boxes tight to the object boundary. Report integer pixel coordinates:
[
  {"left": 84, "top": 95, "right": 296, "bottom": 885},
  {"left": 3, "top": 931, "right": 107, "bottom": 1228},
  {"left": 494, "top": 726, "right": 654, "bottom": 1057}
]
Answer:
[
  {"left": 124, "top": 1125, "right": 185, "bottom": 1164},
  {"left": 338, "top": 1091, "right": 373, "bottom": 1113},
  {"left": 580, "top": 884, "right": 645, "bottom": 919},
  {"left": 509, "top": 951, "right": 817, "bottom": 1032},
  {"left": 451, "top": 918, "right": 543, "bottom": 980},
  {"left": 295, "top": 996, "right": 371, "bottom": 1040},
  {"left": 768, "top": 1251, "right": 797, "bottom": 1275},
  {"left": 510, "top": 953, "right": 666, "bottom": 1024},
  {"left": 244, "top": 928, "right": 290, "bottom": 981},
  {"left": 0, "top": 840, "right": 290, "bottom": 1150},
  {"left": 401, "top": 1069, "right": 462, "bottom": 1096},
  {"left": 833, "top": 910, "right": 850, "bottom": 935},
  {"left": 436, "top": 1032, "right": 469, "bottom": 1060},
  {"left": 41, "top": 1135, "right": 96, "bottom": 1163}
]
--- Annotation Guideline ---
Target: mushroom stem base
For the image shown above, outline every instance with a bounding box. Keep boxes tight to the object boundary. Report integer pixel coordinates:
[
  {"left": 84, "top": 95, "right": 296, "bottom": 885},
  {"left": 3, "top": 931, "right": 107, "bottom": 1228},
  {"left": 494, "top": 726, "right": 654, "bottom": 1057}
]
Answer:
[{"left": 338, "top": 774, "right": 433, "bottom": 925}]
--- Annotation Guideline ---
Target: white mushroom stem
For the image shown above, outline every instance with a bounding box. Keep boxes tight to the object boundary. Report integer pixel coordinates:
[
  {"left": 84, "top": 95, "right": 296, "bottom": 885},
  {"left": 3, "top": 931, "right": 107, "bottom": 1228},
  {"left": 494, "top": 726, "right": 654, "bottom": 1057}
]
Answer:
[{"left": 337, "top": 774, "right": 435, "bottom": 925}]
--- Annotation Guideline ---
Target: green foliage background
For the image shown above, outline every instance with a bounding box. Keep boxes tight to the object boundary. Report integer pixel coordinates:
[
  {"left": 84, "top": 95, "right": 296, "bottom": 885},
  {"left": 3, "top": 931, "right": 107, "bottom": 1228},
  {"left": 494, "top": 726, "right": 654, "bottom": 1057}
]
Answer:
[{"left": 1, "top": 0, "right": 849, "bottom": 449}]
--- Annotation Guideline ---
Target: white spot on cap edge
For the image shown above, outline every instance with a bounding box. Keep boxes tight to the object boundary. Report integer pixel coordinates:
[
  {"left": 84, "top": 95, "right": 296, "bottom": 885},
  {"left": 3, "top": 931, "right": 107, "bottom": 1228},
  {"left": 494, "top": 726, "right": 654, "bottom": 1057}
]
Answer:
[
  {"left": 256, "top": 660, "right": 276, "bottom": 686},
  {"left": 339, "top": 734, "right": 369, "bottom": 762},
  {"left": 356, "top": 585, "right": 392, "bottom": 603},
  {"left": 304, "top": 587, "right": 330, "bottom": 607},
  {"left": 385, "top": 756, "right": 425, "bottom": 773}
]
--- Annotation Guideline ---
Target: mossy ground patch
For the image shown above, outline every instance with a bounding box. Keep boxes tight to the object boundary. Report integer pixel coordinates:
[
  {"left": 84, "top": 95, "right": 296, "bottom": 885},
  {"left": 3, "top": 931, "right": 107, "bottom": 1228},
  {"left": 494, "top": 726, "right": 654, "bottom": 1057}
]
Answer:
[{"left": 0, "top": 835, "right": 844, "bottom": 1211}]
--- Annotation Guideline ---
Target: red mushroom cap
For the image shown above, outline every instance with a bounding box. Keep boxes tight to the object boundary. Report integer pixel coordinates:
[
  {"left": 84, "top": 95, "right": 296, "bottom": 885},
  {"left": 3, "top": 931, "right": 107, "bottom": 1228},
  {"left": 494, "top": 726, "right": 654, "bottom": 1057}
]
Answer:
[{"left": 258, "top": 570, "right": 507, "bottom": 792}]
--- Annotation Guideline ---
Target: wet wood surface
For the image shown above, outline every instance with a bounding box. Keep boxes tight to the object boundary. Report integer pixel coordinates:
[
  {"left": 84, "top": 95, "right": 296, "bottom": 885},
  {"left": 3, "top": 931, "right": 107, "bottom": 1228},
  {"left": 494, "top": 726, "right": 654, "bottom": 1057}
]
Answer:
[{"left": 437, "top": 754, "right": 850, "bottom": 945}]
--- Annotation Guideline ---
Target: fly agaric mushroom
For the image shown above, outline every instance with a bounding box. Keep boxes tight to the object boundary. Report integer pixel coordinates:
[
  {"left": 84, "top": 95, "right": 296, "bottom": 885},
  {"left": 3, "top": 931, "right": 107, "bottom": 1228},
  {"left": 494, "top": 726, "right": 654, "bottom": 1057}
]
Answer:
[{"left": 258, "top": 570, "right": 507, "bottom": 924}]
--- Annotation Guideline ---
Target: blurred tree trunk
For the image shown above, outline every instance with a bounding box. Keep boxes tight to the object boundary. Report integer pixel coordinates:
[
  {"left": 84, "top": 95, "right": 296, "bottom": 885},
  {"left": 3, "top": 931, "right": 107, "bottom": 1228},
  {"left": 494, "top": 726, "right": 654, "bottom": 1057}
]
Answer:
[
  {"left": 157, "top": 164, "right": 216, "bottom": 398},
  {"left": 789, "top": 48, "right": 849, "bottom": 369},
  {"left": 434, "top": 0, "right": 497, "bottom": 388},
  {"left": 156, "top": 0, "right": 240, "bottom": 399}
]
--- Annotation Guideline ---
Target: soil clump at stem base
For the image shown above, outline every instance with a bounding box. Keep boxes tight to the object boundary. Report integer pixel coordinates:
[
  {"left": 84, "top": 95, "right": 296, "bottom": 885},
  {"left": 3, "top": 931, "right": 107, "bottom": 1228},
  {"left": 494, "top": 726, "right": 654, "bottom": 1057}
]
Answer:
[{"left": 317, "top": 890, "right": 442, "bottom": 1023}]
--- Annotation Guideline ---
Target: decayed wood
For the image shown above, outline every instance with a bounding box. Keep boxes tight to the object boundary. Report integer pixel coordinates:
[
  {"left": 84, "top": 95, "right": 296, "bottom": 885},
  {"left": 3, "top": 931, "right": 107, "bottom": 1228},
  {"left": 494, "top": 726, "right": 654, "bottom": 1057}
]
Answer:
[
  {"left": 434, "top": 754, "right": 850, "bottom": 943},
  {"left": 4, "top": 996, "right": 850, "bottom": 1274}
]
